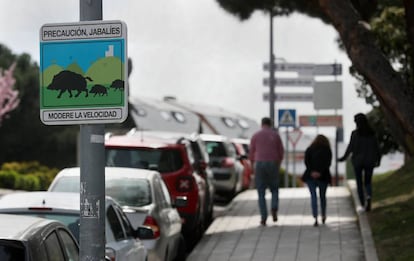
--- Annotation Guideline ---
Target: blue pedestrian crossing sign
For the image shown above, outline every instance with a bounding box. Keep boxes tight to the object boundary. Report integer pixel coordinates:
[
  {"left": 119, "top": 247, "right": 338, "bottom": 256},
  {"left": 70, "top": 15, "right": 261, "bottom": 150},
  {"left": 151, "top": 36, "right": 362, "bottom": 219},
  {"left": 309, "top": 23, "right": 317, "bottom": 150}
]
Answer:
[{"left": 278, "top": 109, "right": 296, "bottom": 127}]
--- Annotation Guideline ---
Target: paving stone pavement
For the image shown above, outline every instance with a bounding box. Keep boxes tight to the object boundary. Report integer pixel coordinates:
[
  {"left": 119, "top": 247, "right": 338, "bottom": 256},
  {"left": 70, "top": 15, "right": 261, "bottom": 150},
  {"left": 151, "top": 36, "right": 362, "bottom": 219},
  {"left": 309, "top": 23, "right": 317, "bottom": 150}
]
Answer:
[{"left": 188, "top": 186, "right": 366, "bottom": 261}]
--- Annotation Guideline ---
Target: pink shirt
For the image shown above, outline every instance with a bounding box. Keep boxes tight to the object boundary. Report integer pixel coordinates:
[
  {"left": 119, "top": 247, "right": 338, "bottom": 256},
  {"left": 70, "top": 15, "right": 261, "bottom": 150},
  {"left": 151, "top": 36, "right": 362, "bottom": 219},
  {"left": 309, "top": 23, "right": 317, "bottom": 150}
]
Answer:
[{"left": 249, "top": 126, "right": 284, "bottom": 163}]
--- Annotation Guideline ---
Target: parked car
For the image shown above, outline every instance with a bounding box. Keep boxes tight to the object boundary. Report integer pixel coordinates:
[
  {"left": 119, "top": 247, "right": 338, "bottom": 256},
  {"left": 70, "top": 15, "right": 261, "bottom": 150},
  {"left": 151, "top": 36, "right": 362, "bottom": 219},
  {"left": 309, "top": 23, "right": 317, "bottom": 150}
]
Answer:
[
  {"left": 200, "top": 134, "right": 245, "bottom": 199},
  {"left": 0, "top": 214, "right": 79, "bottom": 261},
  {"left": 231, "top": 138, "right": 253, "bottom": 190},
  {"left": 0, "top": 192, "right": 151, "bottom": 261},
  {"left": 48, "top": 166, "right": 186, "bottom": 261},
  {"left": 105, "top": 130, "right": 209, "bottom": 243}
]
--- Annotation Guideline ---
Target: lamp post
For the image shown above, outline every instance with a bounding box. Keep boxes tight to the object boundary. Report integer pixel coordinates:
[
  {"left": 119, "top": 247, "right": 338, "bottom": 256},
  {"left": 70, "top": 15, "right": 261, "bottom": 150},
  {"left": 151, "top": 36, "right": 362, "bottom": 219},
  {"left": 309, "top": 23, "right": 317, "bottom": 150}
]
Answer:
[{"left": 269, "top": 8, "right": 275, "bottom": 128}]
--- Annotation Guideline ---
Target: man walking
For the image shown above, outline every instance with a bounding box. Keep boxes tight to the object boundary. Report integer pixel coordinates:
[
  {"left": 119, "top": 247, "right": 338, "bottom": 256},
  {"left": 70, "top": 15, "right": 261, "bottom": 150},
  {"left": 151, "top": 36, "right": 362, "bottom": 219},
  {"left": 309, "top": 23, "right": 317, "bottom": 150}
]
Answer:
[{"left": 249, "top": 117, "right": 284, "bottom": 226}]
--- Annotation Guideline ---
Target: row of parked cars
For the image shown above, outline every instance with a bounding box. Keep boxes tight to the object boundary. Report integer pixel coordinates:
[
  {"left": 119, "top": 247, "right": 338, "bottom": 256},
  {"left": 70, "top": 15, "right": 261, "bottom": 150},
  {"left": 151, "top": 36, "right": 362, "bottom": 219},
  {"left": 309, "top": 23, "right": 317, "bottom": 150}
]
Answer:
[{"left": 0, "top": 130, "right": 253, "bottom": 260}]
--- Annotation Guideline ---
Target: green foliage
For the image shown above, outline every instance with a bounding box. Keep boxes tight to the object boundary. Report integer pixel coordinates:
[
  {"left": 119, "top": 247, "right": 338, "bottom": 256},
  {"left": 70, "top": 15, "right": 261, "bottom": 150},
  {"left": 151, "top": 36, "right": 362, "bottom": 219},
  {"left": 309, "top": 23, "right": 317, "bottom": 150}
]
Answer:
[
  {"left": 370, "top": 159, "right": 414, "bottom": 260},
  {"left": 0, "top": 171, "right": 19, "bottom": 189},
  {"left": 0, "top": 43, "right": 79, "bottom": 168},
  {"left": 0, "top": 161, "right": 59, "bottom": 191}
]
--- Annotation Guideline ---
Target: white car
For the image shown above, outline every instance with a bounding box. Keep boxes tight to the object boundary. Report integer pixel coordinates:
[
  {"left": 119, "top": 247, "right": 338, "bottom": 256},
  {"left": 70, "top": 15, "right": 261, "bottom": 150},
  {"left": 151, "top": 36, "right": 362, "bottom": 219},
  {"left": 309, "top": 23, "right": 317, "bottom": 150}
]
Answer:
[
  {"left": 48, "top": 167, "right": 186, "bottom": 261},
  {"left": 0, "top": 191, "right": 150, "bottom": 261},
  {"left": 200, "top": 134, "right": 245, "bottom": 200}
]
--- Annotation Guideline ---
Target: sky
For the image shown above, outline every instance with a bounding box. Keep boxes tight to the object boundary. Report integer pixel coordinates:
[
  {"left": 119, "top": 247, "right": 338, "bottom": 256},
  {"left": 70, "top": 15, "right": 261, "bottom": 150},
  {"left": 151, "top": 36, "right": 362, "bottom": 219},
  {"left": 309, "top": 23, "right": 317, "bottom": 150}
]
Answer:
[{"left": 0, "top": 0, "right": 372, "bottom": 141}]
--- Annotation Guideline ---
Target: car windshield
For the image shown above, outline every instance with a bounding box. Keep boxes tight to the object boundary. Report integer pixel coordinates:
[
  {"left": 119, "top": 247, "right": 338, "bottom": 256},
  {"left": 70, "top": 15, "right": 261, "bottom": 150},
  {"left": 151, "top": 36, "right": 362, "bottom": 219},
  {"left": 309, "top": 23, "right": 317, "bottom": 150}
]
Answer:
[
  {"left": 50, "top": 176, "right": 152, "bottom": 208},
  {"left": 106, "top": 178, "right": 151, "bottom": 208},
  {"left": 50, "top": 176, "right": 79, "bottom": 192},
  {"left": 204, "top": 141, "right": 227, "bottom": 157},
  {"left": 0, "top": 241, "right": 25, "bottom": 261},
  {"left": 106, "top": 148, "right": 183, "bottom": 173}
]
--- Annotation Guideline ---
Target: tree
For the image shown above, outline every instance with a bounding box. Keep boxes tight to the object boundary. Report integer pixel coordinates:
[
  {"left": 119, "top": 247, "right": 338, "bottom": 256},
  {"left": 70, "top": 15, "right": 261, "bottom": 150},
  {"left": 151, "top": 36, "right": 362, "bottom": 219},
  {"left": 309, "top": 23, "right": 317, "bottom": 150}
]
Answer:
[
  {"left": 0, "top": 44, "right": 78, "bottom": 168},
  {"left": 214, "top": 0, "right": 414, "bottom": 156},
  {"left": 0, "top": 63, "right": 19, "bottom": 125}
]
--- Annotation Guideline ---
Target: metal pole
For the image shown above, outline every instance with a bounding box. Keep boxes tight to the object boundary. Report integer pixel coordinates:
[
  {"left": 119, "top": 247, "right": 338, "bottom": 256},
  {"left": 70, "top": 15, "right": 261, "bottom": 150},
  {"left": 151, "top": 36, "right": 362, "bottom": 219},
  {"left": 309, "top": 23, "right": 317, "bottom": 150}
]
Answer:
[
  {"left": 284, "top": 128, "right": 289, "bottom": 188},
  {"left": 269, "top": 9, "right": 275, "bottom": 127},
  {"left": 79, "top": 1, "right": 106, "bottom": 261}
]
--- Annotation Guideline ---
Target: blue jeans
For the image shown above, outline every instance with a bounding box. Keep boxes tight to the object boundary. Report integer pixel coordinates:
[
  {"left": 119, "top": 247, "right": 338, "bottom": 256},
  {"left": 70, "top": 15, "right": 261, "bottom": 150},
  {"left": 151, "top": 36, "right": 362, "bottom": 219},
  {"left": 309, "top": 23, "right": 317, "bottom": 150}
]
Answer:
[
  {"left": 255, "top": 161, "right": 279, "bottom": 221},
  {"left": 306, "top": 179, "right": 328, "bottom": 218},
  {"left": 353, "top": 164, "right": 374, "bottom": 206}
]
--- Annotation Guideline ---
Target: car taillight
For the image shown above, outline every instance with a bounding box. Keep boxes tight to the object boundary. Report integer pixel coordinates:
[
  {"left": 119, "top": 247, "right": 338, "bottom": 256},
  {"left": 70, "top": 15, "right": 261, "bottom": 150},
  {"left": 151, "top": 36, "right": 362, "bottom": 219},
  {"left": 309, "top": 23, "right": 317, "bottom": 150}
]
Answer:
[
  {"left": 176, "top": 176, "right": 194, "bottom": 192},
  {"left": 105, "top": 247, "right": 116, "bottom": 261},
  {"left": 222, "top": 157, "right": 235, "bottom": 168},
  {"left": 143, "top": 216, "right": 160, "bottom": 238}
]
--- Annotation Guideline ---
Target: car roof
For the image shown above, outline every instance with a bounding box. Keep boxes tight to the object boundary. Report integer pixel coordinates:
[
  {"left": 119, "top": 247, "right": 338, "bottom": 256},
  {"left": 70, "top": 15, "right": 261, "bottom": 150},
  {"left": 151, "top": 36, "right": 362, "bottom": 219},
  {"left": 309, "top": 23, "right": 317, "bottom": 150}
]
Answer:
[
  {"left": 0, "top": 192, "right": 115, "bottom": 213},
  {"left": 56, "top": 166, "right": 159, "bottom": 180},
  {"left": 0, "top": 214, "right": 59, "bottom": 240},
  {"left": 199, "top": 133, "right": 229, "bottom": 142}
]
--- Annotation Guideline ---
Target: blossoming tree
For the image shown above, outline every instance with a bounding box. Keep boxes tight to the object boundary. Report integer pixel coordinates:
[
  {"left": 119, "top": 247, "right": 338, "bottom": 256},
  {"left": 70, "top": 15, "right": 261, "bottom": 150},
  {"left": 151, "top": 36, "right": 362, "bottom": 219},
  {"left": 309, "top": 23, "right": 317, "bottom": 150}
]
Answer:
[{"left": 0, "top": 63, "right": 19, "bottom": 125}]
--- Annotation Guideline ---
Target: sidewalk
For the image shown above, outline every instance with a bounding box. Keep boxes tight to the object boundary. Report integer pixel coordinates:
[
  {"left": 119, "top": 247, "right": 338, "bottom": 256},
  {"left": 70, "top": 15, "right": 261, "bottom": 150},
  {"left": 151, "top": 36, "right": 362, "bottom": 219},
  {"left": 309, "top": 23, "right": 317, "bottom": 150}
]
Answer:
[{"left": 188, "top": 185, "right": 373, "bottom": 261}]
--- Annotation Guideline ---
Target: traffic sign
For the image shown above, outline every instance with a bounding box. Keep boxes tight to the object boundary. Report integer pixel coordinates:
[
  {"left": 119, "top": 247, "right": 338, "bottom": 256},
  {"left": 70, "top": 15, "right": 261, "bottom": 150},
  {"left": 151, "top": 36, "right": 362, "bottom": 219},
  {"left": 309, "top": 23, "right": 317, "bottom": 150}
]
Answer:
[
  {"left": 299, "top": 115, "right": 343, "bottom": 127},
  {"left": 313, "top": 81, "right": 343, "bottom": 110},
  {"left": 288, "top": 128, "right": 302, "bottom": 146},
  {"left": 263, "top": 92, "right": 313, "bottom": 102},
  {"left": 263, "top": 62, "right": 342, "bottom": 76},
  {"left": 278, "top": 109, "right": 296, "bottom": 127},
  {"left": 263, "top": 77, "right": 314, "bottom": 87},
  {"left": 39, "top": 20, "right": 128, "bottom": 125}
]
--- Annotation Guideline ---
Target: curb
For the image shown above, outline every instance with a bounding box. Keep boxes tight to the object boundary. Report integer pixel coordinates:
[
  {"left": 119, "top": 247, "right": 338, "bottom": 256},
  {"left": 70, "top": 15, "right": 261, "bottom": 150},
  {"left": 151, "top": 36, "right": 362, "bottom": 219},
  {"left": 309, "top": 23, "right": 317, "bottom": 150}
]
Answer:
[{"left": 347, "top": 180, "right": 379, "bottom": 261}]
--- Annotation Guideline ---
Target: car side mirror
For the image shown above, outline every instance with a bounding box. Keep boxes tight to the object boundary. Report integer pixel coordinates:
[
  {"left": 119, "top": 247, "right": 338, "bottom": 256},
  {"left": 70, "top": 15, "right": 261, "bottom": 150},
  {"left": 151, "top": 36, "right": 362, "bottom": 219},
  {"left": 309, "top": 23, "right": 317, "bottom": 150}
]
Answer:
[
  {"left": 173, "top": 196, "right": 188, "bottom": 208},
  {"left": 136, "top": 226, "right": 155, "bottom": 240}
]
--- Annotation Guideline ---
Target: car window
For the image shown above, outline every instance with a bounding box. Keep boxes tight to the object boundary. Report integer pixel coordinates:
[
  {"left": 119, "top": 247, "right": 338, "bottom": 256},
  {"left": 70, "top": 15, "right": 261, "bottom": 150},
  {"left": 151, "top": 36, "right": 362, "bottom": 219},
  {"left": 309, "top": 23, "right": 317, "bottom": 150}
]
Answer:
[
  {"left": 107, "top": 205, "right": 125, "bottom": 241},
  {"left": 50, "top": 176, "right": 79, "bottom": 192},
  {"left": 106, "top": 178, "right": 151, "bottom": 207},
  {"left": 58, "top": 229, "right": 79, "bottom": 261},
  {"left": 45, "top": 232, "right": 65, "bottom": 261},
  {"left": 106, "top": 148, "right": 183, "bottom": 173},
  {"left": 0, "top": 241, "right": 26, "bottom": 261},
  {"left": 113, "top": 205, "right": 134, "bottom": 238},
  {"left": 205, "top": 141, "right": 227, "bottom": 157},
  {"left": 226, "top": 142, "right": 237, "bottom": 157},
  {"left": 159, "top": 177, "right": 172, "bottom": 207}
]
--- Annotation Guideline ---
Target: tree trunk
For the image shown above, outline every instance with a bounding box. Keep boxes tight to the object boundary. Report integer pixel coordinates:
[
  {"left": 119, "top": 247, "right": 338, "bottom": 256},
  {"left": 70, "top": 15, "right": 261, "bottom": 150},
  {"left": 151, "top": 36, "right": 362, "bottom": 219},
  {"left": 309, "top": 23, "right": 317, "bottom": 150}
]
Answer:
[
  {"left": 404, "top": 0, "right": 414, "bottom": 86},
  {"left": 318, "top": 0, "right": 414, "bottom": 156}
]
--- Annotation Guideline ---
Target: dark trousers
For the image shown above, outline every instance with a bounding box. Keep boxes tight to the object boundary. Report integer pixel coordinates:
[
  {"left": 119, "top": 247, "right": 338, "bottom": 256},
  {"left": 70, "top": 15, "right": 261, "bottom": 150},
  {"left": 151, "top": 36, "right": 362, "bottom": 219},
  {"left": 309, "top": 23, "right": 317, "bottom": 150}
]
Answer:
[{"left": 353, "top": 164, "right": 374, "bottom": 207}]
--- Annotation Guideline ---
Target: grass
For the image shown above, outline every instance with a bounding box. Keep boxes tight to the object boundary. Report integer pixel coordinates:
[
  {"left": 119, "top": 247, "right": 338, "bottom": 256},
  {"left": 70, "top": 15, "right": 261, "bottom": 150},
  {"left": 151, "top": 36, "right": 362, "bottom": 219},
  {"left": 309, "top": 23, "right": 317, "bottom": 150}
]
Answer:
[{"left": 369, "top": 159, "right": 414, "bottom": 261}]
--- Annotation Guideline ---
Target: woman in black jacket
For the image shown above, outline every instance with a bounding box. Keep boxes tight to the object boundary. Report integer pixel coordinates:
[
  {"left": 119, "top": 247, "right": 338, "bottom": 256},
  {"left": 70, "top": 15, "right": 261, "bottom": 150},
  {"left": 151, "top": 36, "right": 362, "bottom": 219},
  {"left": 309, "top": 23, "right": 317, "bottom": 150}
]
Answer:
[
  {"left": 338, "top": 113, "right": 381, "bottom": 211},
  {"left": 302, "top": 134, "right": 332, "bottom": 227}
]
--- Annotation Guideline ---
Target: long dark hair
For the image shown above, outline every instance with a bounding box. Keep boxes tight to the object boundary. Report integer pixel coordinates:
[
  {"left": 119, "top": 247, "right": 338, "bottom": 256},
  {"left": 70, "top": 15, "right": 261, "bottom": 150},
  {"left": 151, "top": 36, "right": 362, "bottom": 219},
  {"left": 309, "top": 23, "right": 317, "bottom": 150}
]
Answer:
[
  {"left": 311, "top": 134, "right": 331, "bottom": 148},
  {"left": 354, "top": 113, "right": 374, "bottom": 136}
]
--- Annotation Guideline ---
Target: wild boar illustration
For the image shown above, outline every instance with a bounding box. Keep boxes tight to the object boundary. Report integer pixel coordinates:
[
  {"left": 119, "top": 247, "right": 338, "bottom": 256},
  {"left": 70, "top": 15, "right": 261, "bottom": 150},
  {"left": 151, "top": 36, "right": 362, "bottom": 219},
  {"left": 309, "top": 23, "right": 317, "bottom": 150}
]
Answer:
[
  {"left": 110, "top": 79, "right": 124, "bottom": 91},
  {"left": 90, "top": 84, "right": 108, "bottom": 97},
  {"left": 47, "top": 70, "right": 92, "bottom": 98}
]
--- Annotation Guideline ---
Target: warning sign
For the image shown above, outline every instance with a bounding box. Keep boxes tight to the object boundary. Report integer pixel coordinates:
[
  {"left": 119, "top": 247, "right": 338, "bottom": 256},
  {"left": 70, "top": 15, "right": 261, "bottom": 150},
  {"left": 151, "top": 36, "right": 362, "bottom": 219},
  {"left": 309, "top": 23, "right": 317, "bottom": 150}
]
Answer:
[{"left": 278, "top": 109, "right": 296, "bottom": 127}]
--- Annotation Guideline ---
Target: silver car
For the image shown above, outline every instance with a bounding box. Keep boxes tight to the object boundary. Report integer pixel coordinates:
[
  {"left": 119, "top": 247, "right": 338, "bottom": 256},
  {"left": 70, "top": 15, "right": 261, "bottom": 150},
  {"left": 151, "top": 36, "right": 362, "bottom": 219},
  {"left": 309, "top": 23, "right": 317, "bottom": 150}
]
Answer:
[
  {"left": 0, "top": 192, "right": 149, "bottom": 261},
  {"left": 48, "top": 167, "right": 186, "bottom": 261},
  {"left": 0, "top": 214, "right": 79, "bottom": 261},
  {"left": 200, "top": 134, "right": 245, "bottom": 200}
]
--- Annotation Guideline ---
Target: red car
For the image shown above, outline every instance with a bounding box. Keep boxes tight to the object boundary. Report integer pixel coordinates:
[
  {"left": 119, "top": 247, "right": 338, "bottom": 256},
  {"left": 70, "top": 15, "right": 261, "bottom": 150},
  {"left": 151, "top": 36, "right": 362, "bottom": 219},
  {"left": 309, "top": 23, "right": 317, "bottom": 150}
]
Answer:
[
  {"left": 231, "top": 138, "right": 253, "bottom": 190},
  {"left": 104, "top": 130, "right": 208, "bottom": 244}
]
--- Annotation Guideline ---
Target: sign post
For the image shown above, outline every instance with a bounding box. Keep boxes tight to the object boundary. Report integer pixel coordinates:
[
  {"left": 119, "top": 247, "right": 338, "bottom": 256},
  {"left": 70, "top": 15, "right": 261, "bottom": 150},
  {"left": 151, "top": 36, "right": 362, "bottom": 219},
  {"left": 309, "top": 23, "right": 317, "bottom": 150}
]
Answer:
[
  {"left": 278, "top": 109, "right": 296, "bottom": 188},
  {"left": 288, "top": 128, "right": 302, "bottom": 187}
]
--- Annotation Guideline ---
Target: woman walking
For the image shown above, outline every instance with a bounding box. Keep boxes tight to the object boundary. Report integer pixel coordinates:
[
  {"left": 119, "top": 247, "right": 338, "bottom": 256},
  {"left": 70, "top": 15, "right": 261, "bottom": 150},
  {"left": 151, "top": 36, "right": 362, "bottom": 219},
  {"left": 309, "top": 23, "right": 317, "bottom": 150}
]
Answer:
[
  {"left": 338, "top": 113, "right": 381, "bottom": 211},
  {"left": 302, "top": 134, "right": 332, "bottom": 226}
]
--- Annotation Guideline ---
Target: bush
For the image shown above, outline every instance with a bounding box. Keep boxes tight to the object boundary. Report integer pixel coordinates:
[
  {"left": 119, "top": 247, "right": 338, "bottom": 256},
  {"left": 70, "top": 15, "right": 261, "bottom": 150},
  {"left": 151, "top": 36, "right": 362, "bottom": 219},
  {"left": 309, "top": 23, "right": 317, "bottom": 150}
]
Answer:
[
  {"left": 0, "top": 161, "right": 59, "bottom": 190},
  {"left": 0, "top": 170, "right": 19, "bottom": 189}
]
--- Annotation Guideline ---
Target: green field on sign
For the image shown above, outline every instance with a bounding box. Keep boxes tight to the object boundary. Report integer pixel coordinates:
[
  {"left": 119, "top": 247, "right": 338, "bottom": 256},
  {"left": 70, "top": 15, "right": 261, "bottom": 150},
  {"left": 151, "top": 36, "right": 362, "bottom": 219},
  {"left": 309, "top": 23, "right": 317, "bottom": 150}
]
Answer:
[
  {"left": 40, "top": 56, "right": 125, "bottom": 109},
  {"left": 41, "top": 85, "right": 124, "bottom": 108}
]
